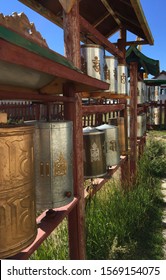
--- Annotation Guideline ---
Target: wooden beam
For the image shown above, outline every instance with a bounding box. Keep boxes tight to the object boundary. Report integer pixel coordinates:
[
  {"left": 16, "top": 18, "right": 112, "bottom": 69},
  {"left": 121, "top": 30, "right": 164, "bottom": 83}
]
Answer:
[
  {"left": 101, "top": 0, "right": 122, "bottom": 26},
  {"left": 0, "top": 86, "right": 76, "bottom": 102},
  {"left": 63, "top": 85, "right": 85, "bottom": 260},
  {"left": 59, "top": 0, "right": 77, "bottom": 13},
  {"left": 81, "top": 92, "right": 130, "bottom": 99},
  {"left": 63, "top": 1, "right": 86, "bottom": 260},
  {"left": 82, "top": 104, "right": 125, "bottom": 114},
  {"left": 129, "top": 62, "right": 138, "bottom": 178},
  {"left": 19, "top": 0, "right": 63, "bottom": 27},
  {"left": 124, "top": 40, "right": 148, "bottom": 46},
  {"left": 93, "top": 12, "right": 110, "bottom": 28},
  {"left": 80, "top": 16, "right": 124, "bottom": 58},
  {"left": 63, "top": 1, "right": 81, "bottom": 68},
  {"left": 117, "top": 28, "right": 127, "bottom": 64}
]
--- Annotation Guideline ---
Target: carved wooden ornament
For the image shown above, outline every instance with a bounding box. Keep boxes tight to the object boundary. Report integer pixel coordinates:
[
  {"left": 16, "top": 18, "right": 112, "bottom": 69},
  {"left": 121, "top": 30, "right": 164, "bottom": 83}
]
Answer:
[{"left": 59, "top": 0, "right": 77, "bottom": 13}]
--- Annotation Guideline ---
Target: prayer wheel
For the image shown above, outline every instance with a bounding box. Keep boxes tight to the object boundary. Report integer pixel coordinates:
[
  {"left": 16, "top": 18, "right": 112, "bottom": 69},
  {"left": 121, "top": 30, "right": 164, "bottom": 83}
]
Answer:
[
  {"left": 81, "top": 44, "right": 105, "bottom": 81},
  {"left": 151, "top": 107, "right": 160, "bottom": 125},
  {"left": 0, "top": 124, "right": 37, "bottom": 259},
  {"left": 137, "top": 81, "right": 145, "bottom": 104},
  {"left": 83, "top": 127, "right": 107, "bottom": 178},
  {"left": 137, "top": 113, "right": 146, "bottom": 137},
  {"left": 154, "top": 86, "right": 160, "bottom": 102},
  {"left": 109, "top": 117, "right": 127, "bottom": 155},
  {"left": 96, "top": 124, "right": 120, "bottom": 167},
  {"left": 34, "top": 121, "right": 74, "bottom": 210},
  {"left": 149, "top": 86, "right": 155, "bottom": 101},
  {"left": 104, "top": 56, "right": 118, "bottom": 93},
  {"left": 144, "top": 83, "right": 148, "bottom": 103},
  {"left": 117, "top": 64, "right": 128, "bottom": 95}
]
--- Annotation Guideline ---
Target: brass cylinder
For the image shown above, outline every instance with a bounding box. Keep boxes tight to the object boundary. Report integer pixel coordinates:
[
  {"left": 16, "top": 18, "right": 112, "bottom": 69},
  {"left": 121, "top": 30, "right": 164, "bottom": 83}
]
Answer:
[{"left": 0, "top": 124, "right": 37, "bottom": 259}]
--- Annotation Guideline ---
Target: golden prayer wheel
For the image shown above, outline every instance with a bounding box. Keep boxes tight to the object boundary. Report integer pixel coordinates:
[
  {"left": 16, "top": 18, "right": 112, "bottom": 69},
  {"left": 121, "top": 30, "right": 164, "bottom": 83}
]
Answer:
[
  {"left": 34, "top": 121, "right": 74, "bottom": 210},
  {"left": 96, "top": 124, "right": 120, "bottom": 167},
  {"left": 81, "top": 44, "right": 105, "bottom": 81},
  {"left": 0, "top": 124, "right": 37, "bottom": 259},
  {"left": 83, "top": 127, "right": 107, "bottom": 178}
]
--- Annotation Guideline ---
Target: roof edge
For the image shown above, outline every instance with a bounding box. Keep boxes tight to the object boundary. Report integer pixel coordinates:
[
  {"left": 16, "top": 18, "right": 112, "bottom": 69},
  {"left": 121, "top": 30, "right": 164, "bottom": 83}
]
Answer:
[{"left": 130, "top": 0, "right": 154, "bottom": 45}]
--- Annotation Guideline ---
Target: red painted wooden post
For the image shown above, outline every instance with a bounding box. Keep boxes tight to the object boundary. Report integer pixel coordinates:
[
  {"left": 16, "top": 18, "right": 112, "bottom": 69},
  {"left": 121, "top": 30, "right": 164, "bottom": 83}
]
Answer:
[
  {"left": 63, "top": 1, "right": 86, "bottom": 259},
  {"left": 63, "top": 85, "right": 85, "bottom": 260},
  {"left": 63, "top": 1, "right": 81, "bottom": 68},
  {"left": 120, "top": 100, "right": 129, "bottom": 184},
  {"left": 130, "top": 62, "right": 138, "bottom": 179}
]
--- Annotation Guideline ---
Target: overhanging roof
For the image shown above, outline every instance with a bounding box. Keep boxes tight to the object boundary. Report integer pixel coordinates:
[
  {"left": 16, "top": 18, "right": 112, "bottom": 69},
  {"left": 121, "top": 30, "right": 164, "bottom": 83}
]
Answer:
[
  {"left": 19, "top": 0, "right": 154, "bottom": 45},
  {"left": 144, "top": 79, "right": 166, "bottom": 85},
  {"left": 126, "top": 45, "right": 160, "bottom": 76}
]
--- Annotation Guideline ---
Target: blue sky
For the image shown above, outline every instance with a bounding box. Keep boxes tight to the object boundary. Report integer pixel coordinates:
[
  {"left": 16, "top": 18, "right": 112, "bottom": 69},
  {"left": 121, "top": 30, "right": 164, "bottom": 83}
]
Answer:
[{"left": 1, "top": 0, "right": 166, "bottom": 75}]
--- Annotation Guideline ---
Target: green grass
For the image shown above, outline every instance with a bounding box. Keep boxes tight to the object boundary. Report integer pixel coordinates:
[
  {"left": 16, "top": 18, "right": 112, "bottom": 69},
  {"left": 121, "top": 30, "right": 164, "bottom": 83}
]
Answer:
[
  {"left": 30, "top": 219, "right": 69, "bottom": 260},
  {"left": 85, "top": 178, "right": 164, "bottom": 259}
]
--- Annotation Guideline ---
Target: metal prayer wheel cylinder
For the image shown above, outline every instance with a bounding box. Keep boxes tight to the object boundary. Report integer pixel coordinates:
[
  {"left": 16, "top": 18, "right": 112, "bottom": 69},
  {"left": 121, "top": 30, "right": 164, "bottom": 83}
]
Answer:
[
  {"left": 96, "top": 124, "right": 120, "bottom": 167},
  {"left": 83, "top": 127, "right": 107, "bottom": 178},
  {"left": 151, "top": 107, "right": 160, "bottom": 125},
  {"left": 117, "top": 64, "right": 128, "bottom": 94},
  {"left": 137, "top": 81, "right": 145, "bottom": 104},
  {"left": 149, "top": 86, "right": 155, "bottom": 101},
  {"left": 109, "top": 117, "right": 127, "bottom": 155},
  {"left": 149, "top": 86, "right": 160, "bottom": 102},
  {"left": 104, "top": 56, "right": 118, "bottom": 93},
  {"left": 144, "top": 83, "right": 148, "bottom": 103},
  {"left": 154, "top": 86, "right": 160, "bottom": 102},
  {"left": 0, "top": 124, "right": 37, "bottom": 259},
  {"left": 137, "top": 113, "right": 146, "bottom": 137},
  {"left": 81, "top": 44, "right": 105, "bottom": 81},
  {"left": 34, "top": 121, "right": 74, "bottom": 210}
]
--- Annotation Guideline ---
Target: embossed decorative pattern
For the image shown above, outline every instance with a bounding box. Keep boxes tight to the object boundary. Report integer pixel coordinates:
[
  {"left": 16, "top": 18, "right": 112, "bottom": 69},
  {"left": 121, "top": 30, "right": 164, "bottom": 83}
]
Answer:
[{"left": 0, "top": 125, "right": 37, "bottom": 259}]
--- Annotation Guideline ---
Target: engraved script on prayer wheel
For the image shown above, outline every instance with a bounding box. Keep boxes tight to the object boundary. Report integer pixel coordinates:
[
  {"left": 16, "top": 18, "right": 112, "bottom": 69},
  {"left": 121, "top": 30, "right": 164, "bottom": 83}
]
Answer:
[
  {"left": 104, "top": 56, "right": 118, "bottom": 93},
  {"left": 81, "top": 44, "right": 105, "bottom": 81},
  {"left": 83, "top": 127, "right": 107, "bottom": 178},
  {"left": 0, "top": 125, "right": 37, "bottom": 259},
  {"left": 96, "top": 124, "right": 120, "bottom": 168},
  {"left": 34, "top": 121, "right": 74, "bottom": 210},
  {"left": 117, "top": 64, "right": 128, "bottom": 95}
]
